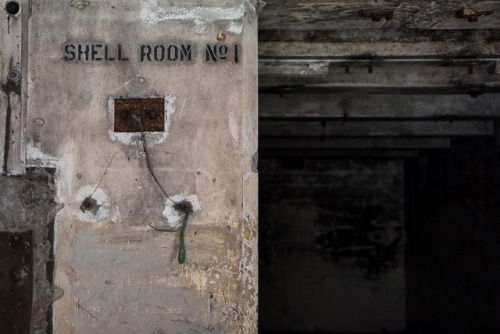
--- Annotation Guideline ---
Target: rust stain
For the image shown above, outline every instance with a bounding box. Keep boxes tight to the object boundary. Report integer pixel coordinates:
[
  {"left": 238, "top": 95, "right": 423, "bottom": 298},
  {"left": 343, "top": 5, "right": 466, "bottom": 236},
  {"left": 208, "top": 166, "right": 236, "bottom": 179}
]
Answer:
[
  {"left": 217, "top": 32, "right": 227, "bottom": 42},
  {"left": 455, "top": 8, "right": 494, "bottom": 22}
]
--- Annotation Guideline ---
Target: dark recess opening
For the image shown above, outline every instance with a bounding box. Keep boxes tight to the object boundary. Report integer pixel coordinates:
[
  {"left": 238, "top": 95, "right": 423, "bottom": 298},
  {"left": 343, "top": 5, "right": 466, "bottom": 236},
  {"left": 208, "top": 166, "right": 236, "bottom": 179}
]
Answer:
[
  {"left": 0, "top": 168, "right": 57, "bottom": 334},
  {"left": 259, "top": 131, "right": 500, "bottom": 334},
  {"left": 0, "top": 231, "right": 33, "bottom": 334}
]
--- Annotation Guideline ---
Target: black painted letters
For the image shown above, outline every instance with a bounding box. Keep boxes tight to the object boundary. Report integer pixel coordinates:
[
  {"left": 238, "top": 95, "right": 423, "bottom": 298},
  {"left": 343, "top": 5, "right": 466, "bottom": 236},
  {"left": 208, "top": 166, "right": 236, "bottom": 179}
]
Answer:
[
  {"left": 205, "top": 44, "right": 239, "bottom": 63},
  {"left": 64, "top": 44, "right": 76, "bottom": 61},
  {"left": 64, "top": 44, "right": 128, "bottom": 62},
  {"left": 64, "top": 42, "right": 240, "bottom": 63},
  {"left": 140, "top": 44, "right": 191, "bottom": 63}
]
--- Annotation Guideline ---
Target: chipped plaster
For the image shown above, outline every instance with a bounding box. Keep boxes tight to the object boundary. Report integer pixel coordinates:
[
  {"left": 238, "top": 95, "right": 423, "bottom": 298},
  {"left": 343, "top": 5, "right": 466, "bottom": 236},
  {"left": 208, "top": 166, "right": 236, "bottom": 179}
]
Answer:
[{"left": 139, "top": 0, "right": 245, "bottom": 34}]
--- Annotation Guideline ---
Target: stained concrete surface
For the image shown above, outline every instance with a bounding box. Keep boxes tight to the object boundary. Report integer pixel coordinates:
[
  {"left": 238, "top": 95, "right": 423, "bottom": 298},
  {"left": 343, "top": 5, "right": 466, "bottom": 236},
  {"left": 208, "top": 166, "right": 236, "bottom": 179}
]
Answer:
[
  {"left": 24, "top": 1, "right": 258, "bottom": 332},
  {"left": 0, "top": 169, "right": 58, "bottom": 334}
]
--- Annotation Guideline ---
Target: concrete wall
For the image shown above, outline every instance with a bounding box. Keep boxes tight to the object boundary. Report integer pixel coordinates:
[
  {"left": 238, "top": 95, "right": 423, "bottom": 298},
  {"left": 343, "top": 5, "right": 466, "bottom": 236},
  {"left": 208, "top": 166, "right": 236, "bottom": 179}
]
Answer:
[
  {"left": 1, "top": 0, "right": 24, "bottom": 175},
  {"left": 0, "top": 170, "right": 58, "bottom": 333},
  {"left": 2, "top": 1, "right": 258, "bottom": 332}
]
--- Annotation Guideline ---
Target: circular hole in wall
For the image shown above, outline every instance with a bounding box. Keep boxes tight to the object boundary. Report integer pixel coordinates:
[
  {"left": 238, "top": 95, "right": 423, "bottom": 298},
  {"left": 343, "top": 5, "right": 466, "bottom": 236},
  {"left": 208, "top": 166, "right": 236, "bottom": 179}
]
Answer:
[{"left": 6, "top": 1, "right": 20, "bottom": 15}]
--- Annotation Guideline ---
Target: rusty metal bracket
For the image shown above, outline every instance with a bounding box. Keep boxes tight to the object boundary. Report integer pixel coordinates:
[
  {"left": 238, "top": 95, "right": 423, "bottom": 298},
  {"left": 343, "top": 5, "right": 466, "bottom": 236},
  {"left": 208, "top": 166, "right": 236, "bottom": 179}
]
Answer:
[
  {"left": 358, "top": 9, "right": 394, "bottom": 22},
  {"left": 455, "top": 8, "right": 494, "bottom": 22}
]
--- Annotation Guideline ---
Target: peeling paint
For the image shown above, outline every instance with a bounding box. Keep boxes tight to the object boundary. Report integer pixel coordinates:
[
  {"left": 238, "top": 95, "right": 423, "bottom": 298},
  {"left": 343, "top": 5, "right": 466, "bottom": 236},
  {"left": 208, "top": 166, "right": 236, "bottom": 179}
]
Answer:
[
  {"left": 139, "top": 0, "right": 245, "bottom": 34},
  {"left": 239, "top": 216, "right": 257, "bottom": 293},
  {"left": 227, "top": 21, "right": 243, "bottom": 34},
  {"left": 228, "top": 110, "right": 239, "bottom": 142},
  {"left": 26, "top": 140, "right": 76, "bottom": 209},
  {"left": 26, "top": 141, "right": 58, "bottom": 168},
  {"left": 184, "top": 267, "right": 209, "bottom": 292}
]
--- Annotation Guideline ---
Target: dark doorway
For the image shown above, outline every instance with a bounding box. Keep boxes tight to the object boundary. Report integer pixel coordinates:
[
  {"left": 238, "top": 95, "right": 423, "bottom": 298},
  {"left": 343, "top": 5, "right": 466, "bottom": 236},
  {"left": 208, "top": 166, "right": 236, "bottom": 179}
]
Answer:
[
  {"left": 0, "top": 231, "right": 33, "bottom": 334},
  {"left": 258, "top": 121, "right": 500, "bottom": 333}
]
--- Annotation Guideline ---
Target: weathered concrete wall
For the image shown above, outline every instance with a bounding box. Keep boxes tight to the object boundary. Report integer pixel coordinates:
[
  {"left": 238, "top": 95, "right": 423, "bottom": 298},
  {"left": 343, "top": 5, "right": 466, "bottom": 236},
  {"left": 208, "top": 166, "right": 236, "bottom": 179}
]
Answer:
[
  {"left": 0, "top": 169, "right": 59, "bottom": 334},
  {"left": 259, "top": 158, "right": 405, "bottom": 333},
  {"left": 24, "top": 1, "right": 258, "bottom": 332},
  {"left": 1, "top": 0, "right": 25, "bottom": 175}
]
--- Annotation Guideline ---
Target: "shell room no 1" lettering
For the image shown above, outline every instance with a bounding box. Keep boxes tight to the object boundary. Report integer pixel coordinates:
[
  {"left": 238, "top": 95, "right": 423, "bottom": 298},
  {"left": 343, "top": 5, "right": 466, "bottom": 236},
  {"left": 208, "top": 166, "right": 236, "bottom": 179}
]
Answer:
[{"left": 63, "top": 43, "right": 240, "bottom": 63}]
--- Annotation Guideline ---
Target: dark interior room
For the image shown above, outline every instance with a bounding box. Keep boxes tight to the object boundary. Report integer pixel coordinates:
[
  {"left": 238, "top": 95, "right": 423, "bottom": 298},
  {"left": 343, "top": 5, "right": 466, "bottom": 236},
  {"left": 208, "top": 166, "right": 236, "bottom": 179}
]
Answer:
[{"left": 258, "top": 3, "right": 500, "bottom": 332}]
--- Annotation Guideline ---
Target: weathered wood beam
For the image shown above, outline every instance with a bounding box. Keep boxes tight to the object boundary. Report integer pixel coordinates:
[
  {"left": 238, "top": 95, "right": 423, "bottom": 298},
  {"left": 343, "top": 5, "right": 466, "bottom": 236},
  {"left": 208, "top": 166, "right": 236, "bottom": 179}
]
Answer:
[
  {"left": 259, "top": 60, "right": 330, "bottom": 77},
  {"left": 260, "top": 0, "right": 398, "bottom": 30},
  {"left": 259, "top": 120, "right": 494, "bottom": 137},
  {"left": 259, "top": 61, "right": 500, "bottom": 89},
  {"left": 258, "top": 29, "right": 500, "bottom": 44},
  {"left": 259, "top": 149, "right": 419, "bottom": 158},
  {"left": 259, "top": 93, "right": 500, "bottom": 118},
  {"left": 259, "top": 87, "right": 500, "bottom": 95},
  {"left": 259, "top": 41, "right": 500, "bottom": 59},
  {"left": 260, "top": 137, "right": 451, "bottom": 149},
  {"left": 259, "top": 0, "right": 500, "bottom": 30},
  {"left": 259, "top": 58, "right": 500, "bottom": 78}
]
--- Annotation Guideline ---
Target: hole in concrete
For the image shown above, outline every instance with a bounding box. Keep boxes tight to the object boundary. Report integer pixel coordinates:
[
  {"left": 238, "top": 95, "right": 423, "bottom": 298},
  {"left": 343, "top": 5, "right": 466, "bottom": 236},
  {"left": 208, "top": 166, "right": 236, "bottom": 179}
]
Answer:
[
  {"left": 5, "top": 1, "right": 19, "bottom": 15},
  {"left": 173, "top": 200, "right": 193, "bottom": 214},
  {"left": 80, "top": 196, "right": 99, "bottom": 214}
]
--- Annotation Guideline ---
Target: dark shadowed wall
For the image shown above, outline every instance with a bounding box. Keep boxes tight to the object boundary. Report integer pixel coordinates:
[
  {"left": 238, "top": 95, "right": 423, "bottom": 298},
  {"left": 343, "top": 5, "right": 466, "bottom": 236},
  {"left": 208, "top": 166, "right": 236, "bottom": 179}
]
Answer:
[{"left": 259, "top": 136, "right": 500, "bottom": 334}]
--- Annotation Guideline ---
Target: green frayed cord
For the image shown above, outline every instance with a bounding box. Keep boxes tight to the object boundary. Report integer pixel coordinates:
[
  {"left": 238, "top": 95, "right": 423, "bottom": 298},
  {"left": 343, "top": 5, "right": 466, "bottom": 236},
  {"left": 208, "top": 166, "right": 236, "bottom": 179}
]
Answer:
[{"left": 178, "top": 210, "right": 193, "bottom": 264}]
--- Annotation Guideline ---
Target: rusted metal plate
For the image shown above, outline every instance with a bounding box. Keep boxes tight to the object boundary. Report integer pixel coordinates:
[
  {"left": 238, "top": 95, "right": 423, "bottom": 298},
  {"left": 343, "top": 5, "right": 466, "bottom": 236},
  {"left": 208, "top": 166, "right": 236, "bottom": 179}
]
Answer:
[{"left": 114, "top": 98, "right": 164, "bottom": 132}]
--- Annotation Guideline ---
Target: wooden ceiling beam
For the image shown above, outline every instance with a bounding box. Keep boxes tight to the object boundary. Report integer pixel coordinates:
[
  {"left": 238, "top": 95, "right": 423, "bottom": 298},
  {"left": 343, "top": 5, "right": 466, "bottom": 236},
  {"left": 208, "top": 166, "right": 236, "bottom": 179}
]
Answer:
[
  {"left": 259, "top": 41, "right": 500, "bottom": 59},
  {"left": 259, "top": 93, "right": 500, "bottom": 118},
  {"left": 259, "top": 120, "right": 494, "bottom": 137},
  {"left": 258, "top": 29, "right": 500, "bottom": 45},
  {"left": 259, "top": 149, "right": 420, "bottom": 158},
  {"left": 259, "top": 0, "right": 500, "bottom": 30},
  {"left": 259, "top": 59, "right": 500, "bottom": 91},
  {"left": 259, "top": 137, "right": 451, "bottom": 149}
]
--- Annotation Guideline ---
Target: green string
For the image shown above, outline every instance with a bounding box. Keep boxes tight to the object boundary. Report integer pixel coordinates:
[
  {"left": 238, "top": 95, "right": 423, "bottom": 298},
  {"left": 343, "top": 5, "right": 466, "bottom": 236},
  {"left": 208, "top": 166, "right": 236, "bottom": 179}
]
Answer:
[{"left": 178, "top": 210, "right": 192, "bottom": 264}]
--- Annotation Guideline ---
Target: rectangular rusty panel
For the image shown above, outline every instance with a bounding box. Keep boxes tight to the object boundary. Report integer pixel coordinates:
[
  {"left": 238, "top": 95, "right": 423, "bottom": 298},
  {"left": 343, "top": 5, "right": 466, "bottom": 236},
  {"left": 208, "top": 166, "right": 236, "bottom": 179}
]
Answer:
[
  {"left": 114, "top": 98, "right": 164, "bottom": 132},
  {"left": 0, "top": 231, "right": 33, "bottom": 334}
]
